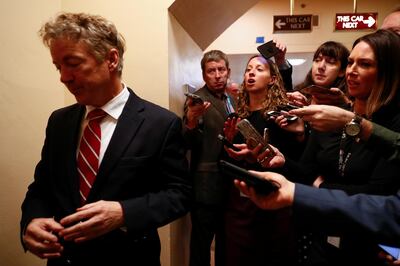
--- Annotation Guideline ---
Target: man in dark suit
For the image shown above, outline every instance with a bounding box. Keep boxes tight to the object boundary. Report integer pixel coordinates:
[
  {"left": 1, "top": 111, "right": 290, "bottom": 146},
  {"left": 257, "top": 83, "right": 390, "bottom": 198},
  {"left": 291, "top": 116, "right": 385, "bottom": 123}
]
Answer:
[{"left": 20, "top": 12, "right": 191, "bottom": 266}]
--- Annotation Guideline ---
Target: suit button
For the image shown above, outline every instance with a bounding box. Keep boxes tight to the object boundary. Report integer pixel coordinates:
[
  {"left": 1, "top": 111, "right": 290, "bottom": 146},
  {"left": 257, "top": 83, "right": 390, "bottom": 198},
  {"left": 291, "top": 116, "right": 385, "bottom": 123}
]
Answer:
[{"left": 66, "top": 259, "right": 72, "bottom": 265}]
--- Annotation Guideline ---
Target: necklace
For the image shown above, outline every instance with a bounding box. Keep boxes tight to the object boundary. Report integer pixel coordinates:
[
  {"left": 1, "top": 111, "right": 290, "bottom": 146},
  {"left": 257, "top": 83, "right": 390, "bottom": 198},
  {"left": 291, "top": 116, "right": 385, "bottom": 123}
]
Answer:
[{"left": 338, "top": 130, "right": 352, "bottom": 177}]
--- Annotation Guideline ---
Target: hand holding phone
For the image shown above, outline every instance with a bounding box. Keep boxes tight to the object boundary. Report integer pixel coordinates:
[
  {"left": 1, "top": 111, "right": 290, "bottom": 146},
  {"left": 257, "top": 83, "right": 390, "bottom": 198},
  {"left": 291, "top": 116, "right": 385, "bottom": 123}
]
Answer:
[
  {"left": 277, "top": 103, "right": 301, "bottom": 111},
  {"left": 219, "top": 160, "right": 279, "bottom": 195},
  {"left": 257, "top": 40, "right": 280, "bottom": 59},
  {"left": 236, "top": 119, "right": 276, "bottom": 154},
  {"left": 185, "top": 92, "right": 204, "bottom": 105},
  {"left": 236, "top": 119, "right": 276, "bottom": 156},
  {"left": 267, "top": 110, "right": 298, "bottom": 122},
  {"left": 217, "top": 134, "right": 240, "bottom": 151},
  {"left": 299, "top": 85, "right": 337, "bottom": 96}
]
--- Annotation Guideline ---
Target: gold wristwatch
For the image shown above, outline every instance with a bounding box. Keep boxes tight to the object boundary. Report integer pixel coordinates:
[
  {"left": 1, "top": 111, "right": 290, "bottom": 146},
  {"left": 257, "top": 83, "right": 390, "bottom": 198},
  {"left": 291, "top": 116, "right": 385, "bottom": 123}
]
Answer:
[{"left": 344, "top": 114, "right": 363, "bottom": 137}]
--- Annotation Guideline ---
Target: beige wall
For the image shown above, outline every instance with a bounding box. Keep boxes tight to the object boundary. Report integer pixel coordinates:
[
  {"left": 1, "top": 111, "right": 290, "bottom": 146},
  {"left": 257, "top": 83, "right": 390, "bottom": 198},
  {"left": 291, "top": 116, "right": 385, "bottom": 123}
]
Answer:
[
  {"left": 168, "top": 14, "right": 203, "bottom": 116},
  {"left": 168, "top": 12, "right": 203, "bottom": 266},
  {"left": 0, "top": 1, "right": 62, "bottom": 265}
]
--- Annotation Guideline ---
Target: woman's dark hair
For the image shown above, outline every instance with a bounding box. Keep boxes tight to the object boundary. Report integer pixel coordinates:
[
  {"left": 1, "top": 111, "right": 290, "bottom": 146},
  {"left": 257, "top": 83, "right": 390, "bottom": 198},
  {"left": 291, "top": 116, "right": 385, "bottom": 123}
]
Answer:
[
  {"left": 295, "top": 41, "right": 350, "bottom": 91},
  {"left": 354, "top": 29, "right": 400, "bottom": 117}
]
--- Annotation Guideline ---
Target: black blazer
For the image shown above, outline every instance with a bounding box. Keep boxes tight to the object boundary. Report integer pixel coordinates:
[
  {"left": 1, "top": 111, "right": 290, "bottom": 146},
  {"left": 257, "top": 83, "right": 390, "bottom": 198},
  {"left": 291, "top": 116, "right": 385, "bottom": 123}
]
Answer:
[
  {"left": 294, "top": 183, "right": 400, "bottom": 246},
  {"left": 21, "top": 88, "right": 192, "bottom": 265}
]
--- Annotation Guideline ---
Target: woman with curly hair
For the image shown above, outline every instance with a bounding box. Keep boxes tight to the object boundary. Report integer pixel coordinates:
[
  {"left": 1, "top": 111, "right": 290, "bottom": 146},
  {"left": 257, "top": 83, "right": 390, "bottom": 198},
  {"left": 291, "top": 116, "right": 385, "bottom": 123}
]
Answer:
[{"left": 220, "top": 55, "right": 303, "bottom": 266}]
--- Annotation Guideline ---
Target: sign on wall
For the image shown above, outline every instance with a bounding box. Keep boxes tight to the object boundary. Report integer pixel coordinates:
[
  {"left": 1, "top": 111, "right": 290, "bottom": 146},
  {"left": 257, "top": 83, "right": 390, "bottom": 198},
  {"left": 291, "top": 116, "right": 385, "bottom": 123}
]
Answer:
[
  {"left": 273, "top": 15, "right": 312, "bottom": 32},
  {"left": 335, "top": 13, "right": 377, "bottom": 30}
]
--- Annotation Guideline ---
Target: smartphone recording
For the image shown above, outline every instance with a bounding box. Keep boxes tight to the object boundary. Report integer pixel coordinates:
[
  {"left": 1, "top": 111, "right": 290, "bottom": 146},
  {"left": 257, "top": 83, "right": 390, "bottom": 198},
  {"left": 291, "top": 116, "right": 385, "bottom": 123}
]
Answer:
[
  {"left": 257, "top": 40, "right": 280, "bottom": 59},
  {"left": 267, "top": 111, "right": 298, "bottom": 122},
  {"left": 184, "top": 92, "right": 204, "bottom": 105},
  {"left": 219, "top": 160, "right": 279, "bottom": 195},
  {"left": 298, "top": 85, "right": 336, "bottom": 95},
  {"left": 277, "top": 103, "right": 300, "bottom": 111},
  {"left": 217, "top": 134, "right": 240, "bottom": 151}
]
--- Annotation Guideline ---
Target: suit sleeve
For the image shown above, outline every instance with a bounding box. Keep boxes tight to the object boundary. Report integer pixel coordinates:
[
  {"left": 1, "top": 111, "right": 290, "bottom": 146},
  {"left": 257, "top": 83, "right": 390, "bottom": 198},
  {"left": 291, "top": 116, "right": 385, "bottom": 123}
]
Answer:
[
  {"left": 120, "top": 116, "right": 192, "bottom": 235},
  {"left": 365, "top": 122, "right": 400, "bottom": 164},
  {"left": 278, "top": 62, "right": 293, "bottom": 91},
  {"left": 293, "top": 183, "right": 400, "bottom": 246},
  {"left": 20, "top": 113, "right": 57, "bottom": 247}
]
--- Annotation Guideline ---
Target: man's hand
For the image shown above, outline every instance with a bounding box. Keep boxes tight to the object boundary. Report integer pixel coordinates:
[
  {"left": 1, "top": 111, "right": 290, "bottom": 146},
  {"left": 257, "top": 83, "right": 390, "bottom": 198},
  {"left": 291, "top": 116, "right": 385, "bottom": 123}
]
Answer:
[
  {"left": 59, "top": 200, "right": 124, "bottom": 243},
  {"left": 234, "top": 171, "right": 295, "bottom": 210},
  {"left": 23, "top": 218, "right": 64, "bottom": 259},
  {"left": 273, "top": 113, "right": 305, "bottom": 137},
  {"left": 185, "top": 99, "right": 211, "bottom": 129}
]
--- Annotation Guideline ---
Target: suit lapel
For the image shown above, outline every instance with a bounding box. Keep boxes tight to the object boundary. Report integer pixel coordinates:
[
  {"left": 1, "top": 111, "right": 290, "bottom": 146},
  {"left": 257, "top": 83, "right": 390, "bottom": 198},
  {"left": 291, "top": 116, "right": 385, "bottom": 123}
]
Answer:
[
  {"left": 88, "top": 90, "right": 145, "bottom": 200},
  {"left": 202, "top": 87, "right": 229, "bottom": 121},
  {"left": 65, "top": 105, "right": 86, "bottom": 207}
]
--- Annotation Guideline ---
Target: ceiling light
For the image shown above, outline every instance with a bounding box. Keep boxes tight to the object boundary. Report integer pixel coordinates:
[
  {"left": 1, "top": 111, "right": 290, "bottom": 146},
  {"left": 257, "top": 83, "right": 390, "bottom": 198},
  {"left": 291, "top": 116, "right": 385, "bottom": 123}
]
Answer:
[{"left": 288, "top": 58, "right": 306, "bottom": 66}]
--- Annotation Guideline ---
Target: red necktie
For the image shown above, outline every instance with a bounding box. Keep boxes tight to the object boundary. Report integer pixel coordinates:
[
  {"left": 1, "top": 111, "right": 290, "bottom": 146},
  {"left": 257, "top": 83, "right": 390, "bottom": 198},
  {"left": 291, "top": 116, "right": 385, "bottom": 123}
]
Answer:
[{"left": 77, "top": 109, "right": 107, "bottom": 205}]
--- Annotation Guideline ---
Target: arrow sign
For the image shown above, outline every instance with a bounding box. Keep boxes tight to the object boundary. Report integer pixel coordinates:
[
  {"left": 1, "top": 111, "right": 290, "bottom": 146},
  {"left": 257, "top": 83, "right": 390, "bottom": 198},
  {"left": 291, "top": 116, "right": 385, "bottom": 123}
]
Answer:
[
  {"left": 273, "top": 15, "right": 312, "bottom": 32},
  {"left": 363, "top": 16, "right": 376, "bottom": 27},
  {"left": 335, "top": 13, "right": 377, "bottom": 30},
  {"left": 275, "top": 19, "right": 286, "bottom": 29}
]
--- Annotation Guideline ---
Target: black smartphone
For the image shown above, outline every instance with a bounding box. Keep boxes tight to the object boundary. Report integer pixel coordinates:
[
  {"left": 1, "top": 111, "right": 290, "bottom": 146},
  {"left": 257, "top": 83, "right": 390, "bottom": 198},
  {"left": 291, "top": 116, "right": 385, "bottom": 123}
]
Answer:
[
  {"left": 277, "top": 103, "right": 301, "bottom": 112},
  {"left": 184, "top": 92, "right": 204, "bottom": 105},
  {"left": 257, "top": 40, "right": 280, "bottom": 59},
  {"left": 217, "top": 134, "right": 240, "bottom": 151},
  {"left": 219, "top": 160, "right": 279, "bottom": 195},
  {"left": 299, "top": 85, "right": 336, "bottom": 95},
  {"left": 379, "top": 244, "right": 400, "bottom": 260},
  {"left": 267, "top": 110, "right": 298, "bottom": 122}
]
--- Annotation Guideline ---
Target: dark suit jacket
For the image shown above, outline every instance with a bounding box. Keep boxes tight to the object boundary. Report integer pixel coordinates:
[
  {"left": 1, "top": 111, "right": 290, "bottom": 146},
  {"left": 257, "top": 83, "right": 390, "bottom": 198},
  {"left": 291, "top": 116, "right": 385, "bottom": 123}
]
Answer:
[
  {"left": 294, "top": 183, "right": 400, "bottom": 246},
  {"left": 20, "top": 89, "right": 192, "bottom": 266},
  {"left": 183, "top": 86, "right": 235, "bottom": 205}
]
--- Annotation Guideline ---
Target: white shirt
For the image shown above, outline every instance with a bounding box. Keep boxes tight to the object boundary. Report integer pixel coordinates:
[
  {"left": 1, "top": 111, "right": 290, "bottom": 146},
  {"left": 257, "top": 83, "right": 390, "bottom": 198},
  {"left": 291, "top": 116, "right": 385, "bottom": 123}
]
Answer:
[{"left": 79, "top": 84, "right": 130, "bottom": 165}]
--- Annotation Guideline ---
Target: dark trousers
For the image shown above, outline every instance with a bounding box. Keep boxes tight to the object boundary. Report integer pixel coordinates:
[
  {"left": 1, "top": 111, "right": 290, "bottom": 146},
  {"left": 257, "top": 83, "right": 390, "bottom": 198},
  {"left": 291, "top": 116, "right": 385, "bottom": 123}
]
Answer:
[{"left": 190, "top": 203, "right": 224, "bottom": 266}]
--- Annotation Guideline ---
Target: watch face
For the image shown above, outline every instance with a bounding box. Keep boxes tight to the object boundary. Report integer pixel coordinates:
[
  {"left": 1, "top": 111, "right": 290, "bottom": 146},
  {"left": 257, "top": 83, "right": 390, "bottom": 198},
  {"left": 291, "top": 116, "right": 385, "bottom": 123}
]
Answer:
[{"left": 346, "top": 122, "right": 361, "bottom": 136}]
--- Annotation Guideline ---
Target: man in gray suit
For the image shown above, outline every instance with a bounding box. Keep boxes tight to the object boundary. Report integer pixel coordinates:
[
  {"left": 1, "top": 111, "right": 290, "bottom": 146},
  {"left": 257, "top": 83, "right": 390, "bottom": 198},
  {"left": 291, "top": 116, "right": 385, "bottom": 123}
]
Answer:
[{"left": 183, "top": 50, "right": 235, "bottom": 266}]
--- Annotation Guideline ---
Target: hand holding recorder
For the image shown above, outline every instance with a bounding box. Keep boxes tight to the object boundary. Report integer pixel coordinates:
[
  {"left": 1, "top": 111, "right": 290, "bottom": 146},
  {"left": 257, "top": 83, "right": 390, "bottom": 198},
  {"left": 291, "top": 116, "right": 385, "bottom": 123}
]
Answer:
[
  {"left": 184, "top": 92, "right": 204, "bottom": 105},
  {"left": 219, "top": 160, "right": 279, "bottom": 195},
  {"left": 233, "top": 170, "right": 296, "bottom": 210},
  {"left": 184, "top": 92, "right": 210, "bottom": 129}
]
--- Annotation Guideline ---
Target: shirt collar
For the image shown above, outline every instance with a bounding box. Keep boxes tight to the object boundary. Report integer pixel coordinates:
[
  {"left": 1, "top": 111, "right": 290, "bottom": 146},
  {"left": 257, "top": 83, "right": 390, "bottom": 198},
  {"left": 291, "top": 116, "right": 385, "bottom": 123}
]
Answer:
[
  {"left": 205, "top": 86, "right": 228, "bottom": 100},
  {"left": 85, "top": 83, "right": 130, "bottom": 120}
]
